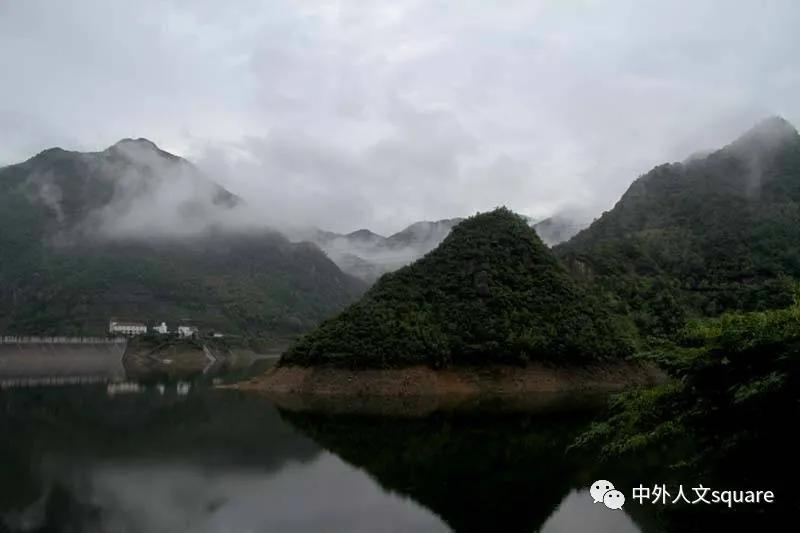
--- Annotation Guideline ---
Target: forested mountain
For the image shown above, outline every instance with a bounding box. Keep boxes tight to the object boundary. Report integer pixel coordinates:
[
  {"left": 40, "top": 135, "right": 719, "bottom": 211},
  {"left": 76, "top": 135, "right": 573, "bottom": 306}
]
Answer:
[
  {"left": 1, "top": 138, "right": 240, "bottom": 239},
  {"left": 555, "top": 116, "right": 800, "bottom": 336},
  {"left": 308, "top": 215, "right": 584, "bottom": 282},
  {"left": 0, "top": 140, "right": 365, "bottom": 337},
  {"left": 283, "top": 208, "right": 633, "bottom": 367}
]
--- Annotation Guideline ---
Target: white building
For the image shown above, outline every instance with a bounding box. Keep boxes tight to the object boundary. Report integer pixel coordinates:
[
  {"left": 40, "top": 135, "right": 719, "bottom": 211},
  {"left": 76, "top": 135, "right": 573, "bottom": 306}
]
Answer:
[
  {"left": 153, "top": 322, "right": 169, "bottom": 334},
  {"left": 108, "top": 320, "right": 147, "bottom": 336},
  {"left": 178, "top": 325, "right": 198, "bottom": 338}
]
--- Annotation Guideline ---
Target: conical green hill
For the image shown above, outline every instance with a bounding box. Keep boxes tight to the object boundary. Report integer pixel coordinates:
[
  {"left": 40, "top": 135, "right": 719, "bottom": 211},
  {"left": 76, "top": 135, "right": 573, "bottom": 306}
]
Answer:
[{"left": 283, "top": 208, "right": 633, "bottom": 367}]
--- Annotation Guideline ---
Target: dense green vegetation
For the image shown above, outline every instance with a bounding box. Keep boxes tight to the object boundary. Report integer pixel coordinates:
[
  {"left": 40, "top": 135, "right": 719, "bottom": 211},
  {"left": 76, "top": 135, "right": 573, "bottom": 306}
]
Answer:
[
  {"left": 573, "top": 297, "right": 800, "bottom": 525},
  {"left": 0, "top": 233, "right": 363, "bottom": 337},
  {"left": 284, "top": 208, "right": 634, "bottom": 367},
  {"left": 0, "top": 141, "right": 365, "bottom": 338},
  {"left": 576, "top": 298, "right": 800, "bottom": 463},
  {"left": 548, "top": 118, "right": 800, "bottom": 525},
  {"left": 563, "top": 117, "right": 800, "bottom": 517},
  {"left": 556, "top": 117, "right": 800, "bottom": 338}
]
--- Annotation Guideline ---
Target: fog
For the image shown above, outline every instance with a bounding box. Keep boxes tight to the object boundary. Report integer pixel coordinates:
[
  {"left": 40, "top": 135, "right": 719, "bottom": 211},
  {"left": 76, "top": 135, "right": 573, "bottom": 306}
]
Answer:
[
  {"left": 2, "top": 1, "right": 800, "bottom": 235},
  {"left": 19, "top": 140, "right": 265, "bottom": 242},
  {"left": 20, "top": 116, "right": 792, "bottom": 280},
  {"left": 292, "top": 219, "right": 463, "bottom": 280}
]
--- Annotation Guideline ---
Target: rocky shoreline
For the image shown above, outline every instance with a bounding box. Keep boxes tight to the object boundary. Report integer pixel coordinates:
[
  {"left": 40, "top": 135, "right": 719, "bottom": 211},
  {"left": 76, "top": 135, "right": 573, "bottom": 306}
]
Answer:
[{"left": 226, "top": 360, "right": 665, "bottom": 415}]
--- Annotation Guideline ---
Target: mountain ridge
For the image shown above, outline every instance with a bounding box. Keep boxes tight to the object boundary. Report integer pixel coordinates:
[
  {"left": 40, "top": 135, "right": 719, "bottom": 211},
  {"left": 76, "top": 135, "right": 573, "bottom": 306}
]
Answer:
[
  {"left": 0, "top": 140, "right": 365, "bottom": 338},
  {"left": 556, "top": 115, "right": 800, "bottom": 335},
  {"left": 283, "top": 208, "right": 634, "bottom": 367},
  {"left": 306, "top": 214, "right": 587, "bottom": 282}
]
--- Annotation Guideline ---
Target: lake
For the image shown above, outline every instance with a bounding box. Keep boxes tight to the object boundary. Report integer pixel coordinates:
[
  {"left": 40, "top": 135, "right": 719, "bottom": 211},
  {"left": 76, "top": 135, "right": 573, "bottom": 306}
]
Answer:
[{"left": 0, "top": 382, "right": 791, "bottom": 532}]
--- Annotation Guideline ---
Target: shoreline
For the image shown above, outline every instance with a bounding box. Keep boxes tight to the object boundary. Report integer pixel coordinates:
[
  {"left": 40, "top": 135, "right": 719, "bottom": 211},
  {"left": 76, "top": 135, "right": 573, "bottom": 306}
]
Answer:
[{"left": 225, "top": 360, "right": 666, "bottom": 415}]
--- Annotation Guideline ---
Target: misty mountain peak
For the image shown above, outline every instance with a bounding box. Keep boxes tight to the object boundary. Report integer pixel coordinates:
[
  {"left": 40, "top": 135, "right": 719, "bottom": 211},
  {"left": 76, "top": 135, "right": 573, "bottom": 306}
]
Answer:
[
  {"left": 729, "top": 116, "right": 799, "bottom": 154},
  {"left": 106, "top": 137, "right": 179, "bottom": 163},
  {"left": 111, "top": 137, "right": 160, "bottom": 150},
  {"left": 283, "top": 208, "right": 633, "bottom": 366},
  {"left": 1, "top": 139, "right": 242, "bottom": 240},
  {"left": 346, "top": 229, "right": 385, "bottom": 241},
  {"left": 32, "top": 146, "right": 70, "bottom": 160}
]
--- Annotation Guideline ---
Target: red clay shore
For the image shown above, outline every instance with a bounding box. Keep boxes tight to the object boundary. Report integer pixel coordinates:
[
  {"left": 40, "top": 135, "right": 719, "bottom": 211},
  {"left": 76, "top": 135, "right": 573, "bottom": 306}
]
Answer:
[{"left": 225, "top": 360, "right": 666, "bottom": 415}]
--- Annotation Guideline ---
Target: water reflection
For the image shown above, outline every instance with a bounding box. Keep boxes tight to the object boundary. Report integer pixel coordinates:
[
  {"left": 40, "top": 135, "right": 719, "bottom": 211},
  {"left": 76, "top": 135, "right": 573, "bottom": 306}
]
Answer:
[
  {"left": 279, "top": 408, "right": 642, "bottom": 533},
  {"left": 0, "top": 386, "right": 453, "bottom": 533},
  {"left": 4, "top": 384, "right": 784, "bottom": 532},
  {"left": 279, "top": 401, "right": 797, "bottom": 533},
  {"left": 541, "top": 490, "right": 640, "bottom": 533},
  {"left": 3, "top": 455, "right": 448, "bottom": 533}
]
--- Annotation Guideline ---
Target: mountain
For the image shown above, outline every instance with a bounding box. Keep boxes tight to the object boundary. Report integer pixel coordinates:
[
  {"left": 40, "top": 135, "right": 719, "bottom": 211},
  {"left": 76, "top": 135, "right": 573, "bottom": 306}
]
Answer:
[
  {"left": 532, "top": 213, "right": 590, "bottom": 246},
  {"left": 282, "top": 208, "right": 634, "bottom": 367},
  {"left": 384, "top": 218, "right": 463, "bottom": 248},
  {"left": 1, "top": 138, "right": 240, "bottom": 240},
  {"left": 300, "top": 218, "right": 463, "bottom": 282},
  {"left": 0, "top": 140, "right": 366, "bottom": 337},
  {"left": 344, "top": 228, "right": 385, "bottom": 244},
  {"left": 555, "top": 116, "right": 800, "bottom": 336},
  {"left": 282, "top": 410, "right": 597, "bottom": 533},
  {"left": 307, "top": 215, "right": 587, "bottom": 283}
]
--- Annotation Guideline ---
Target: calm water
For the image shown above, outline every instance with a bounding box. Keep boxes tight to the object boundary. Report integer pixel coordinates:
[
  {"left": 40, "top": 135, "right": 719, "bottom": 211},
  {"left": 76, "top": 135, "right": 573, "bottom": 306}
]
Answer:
[{"left": 0, "top": 383, "right": 790, "bottom": 532}]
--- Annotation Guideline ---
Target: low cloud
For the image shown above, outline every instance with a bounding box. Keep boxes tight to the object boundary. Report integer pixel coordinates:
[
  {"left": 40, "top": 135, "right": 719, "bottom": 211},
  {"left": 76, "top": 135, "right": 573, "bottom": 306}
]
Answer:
[
  {"left": 3, "top": 1, "right": 800, "bottom": 235},
  {"left": 84, "top": 141, "right": 248, "bottom": 239}
]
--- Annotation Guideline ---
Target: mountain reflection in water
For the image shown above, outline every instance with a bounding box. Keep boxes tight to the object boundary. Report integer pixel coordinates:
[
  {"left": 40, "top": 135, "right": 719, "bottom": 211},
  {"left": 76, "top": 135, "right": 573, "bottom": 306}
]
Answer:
[
  {"left": 279, "top": 407, "right": 644, "bottom": 533},
  {"left": 0, "top": 385, "right": 648, "bottom": 532},
  {"left": 5, "top": 384, "right": 784, "bottom": 532}
]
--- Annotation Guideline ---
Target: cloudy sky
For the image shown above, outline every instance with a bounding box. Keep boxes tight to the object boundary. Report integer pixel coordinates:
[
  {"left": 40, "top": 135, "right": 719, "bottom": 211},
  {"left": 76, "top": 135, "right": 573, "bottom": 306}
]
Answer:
[{"left": 2, "top": 0, "right": 799, "bottom": 234}]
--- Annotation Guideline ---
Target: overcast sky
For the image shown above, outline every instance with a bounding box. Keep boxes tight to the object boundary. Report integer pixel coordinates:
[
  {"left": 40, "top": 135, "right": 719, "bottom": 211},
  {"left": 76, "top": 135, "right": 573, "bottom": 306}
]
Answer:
[{"left": 2, "top": 1, "right": 799, "bottom": 234}]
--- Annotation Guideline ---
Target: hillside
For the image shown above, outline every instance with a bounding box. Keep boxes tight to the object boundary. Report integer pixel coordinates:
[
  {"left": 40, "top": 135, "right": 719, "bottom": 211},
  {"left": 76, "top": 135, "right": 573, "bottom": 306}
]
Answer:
[
  {"left": 0, "top": 140, "right": 365, "bottom": 337},
  {"left": 283, "top": 208, "right": 634, "bottom": 367},
  {"left": 307, "top": 215, "right": 582, "bottom": 283},
  {"left": 0, "top": 138, "right": 240, "bottom": 238},
  {"left": 556, "top": 116, "right": 800, "bottom": 336}
]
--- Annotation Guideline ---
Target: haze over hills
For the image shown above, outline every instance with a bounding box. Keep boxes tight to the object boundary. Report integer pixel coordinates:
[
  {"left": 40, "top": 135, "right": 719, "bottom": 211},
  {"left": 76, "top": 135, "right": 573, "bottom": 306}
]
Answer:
[
  {"left": 296, "top": 218, "right": 464, "bottom": 282},
  {"left": 303, "top": 214, "right": 588, "bottom": 282},
  {"left": 0, "top": 135, "right": 591, "bottom": 338},
  {"left": 283, "top": 208, "right": 633, "bottom": 367},
  {"left": 4, "top": 116, "right": 798, "bottom": 343},
  {"left": 532, "top": 213, "right": 591, "bottom": 247},
  {"left": 0, "top": 140, "right": 365, "bottom": 338},
  {"left": 279, "top": 116, "right": 800, "bottom": 368},
  {"left": 556, "top": 116, "right": 800, "bottom": 336},
  {"left": 5, "top": 138, "right": 242, "bottom": 241}
]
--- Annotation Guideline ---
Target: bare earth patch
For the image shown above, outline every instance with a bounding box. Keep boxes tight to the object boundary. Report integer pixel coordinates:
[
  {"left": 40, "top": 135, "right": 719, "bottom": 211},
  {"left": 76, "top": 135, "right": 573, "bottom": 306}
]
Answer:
[{"left": 225, "top": 361, "right": 665, "bottom": 415}]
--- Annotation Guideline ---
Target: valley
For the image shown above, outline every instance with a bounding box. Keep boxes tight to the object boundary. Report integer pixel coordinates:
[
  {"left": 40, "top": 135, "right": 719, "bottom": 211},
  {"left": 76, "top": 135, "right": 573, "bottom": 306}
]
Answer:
[
  {"left": 2, "top": 118, "right": 800, "bottom": 531},
  {"left": 4, "top": 3, "right": 800, "bottom": 530}
]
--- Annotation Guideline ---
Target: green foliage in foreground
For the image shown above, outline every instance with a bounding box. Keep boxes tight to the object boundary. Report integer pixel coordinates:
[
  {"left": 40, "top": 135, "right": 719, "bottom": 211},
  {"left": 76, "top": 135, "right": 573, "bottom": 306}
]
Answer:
[
  {"left": 575, "top": 297, "right": 800, "bottom": 470},
  {"left": 284, "top": 208, "right": 635, "bottom": 367}
]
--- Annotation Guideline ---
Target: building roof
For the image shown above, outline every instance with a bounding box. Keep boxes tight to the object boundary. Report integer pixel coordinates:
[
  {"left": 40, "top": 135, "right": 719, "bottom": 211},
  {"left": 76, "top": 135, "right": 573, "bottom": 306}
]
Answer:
[{"left": 111, "top": 321, "right": 146, "bottom": 327}]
